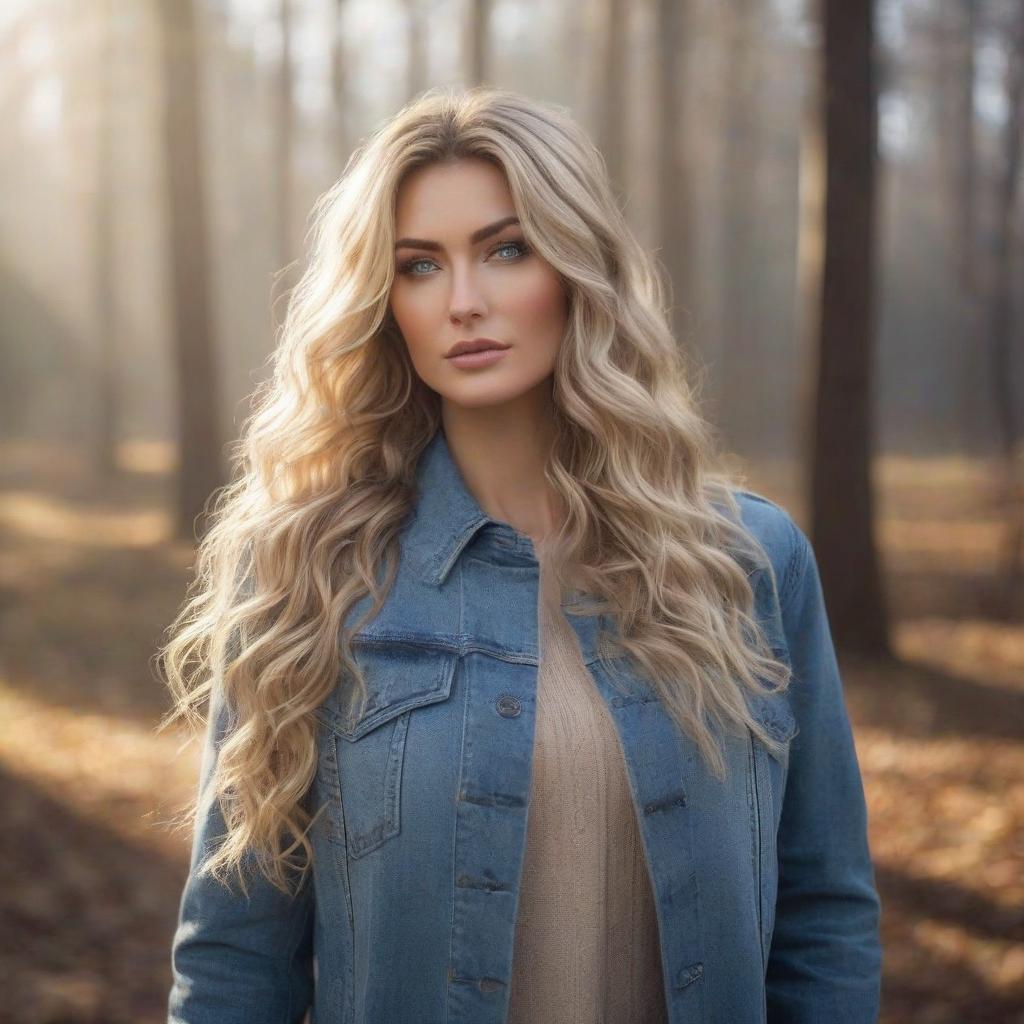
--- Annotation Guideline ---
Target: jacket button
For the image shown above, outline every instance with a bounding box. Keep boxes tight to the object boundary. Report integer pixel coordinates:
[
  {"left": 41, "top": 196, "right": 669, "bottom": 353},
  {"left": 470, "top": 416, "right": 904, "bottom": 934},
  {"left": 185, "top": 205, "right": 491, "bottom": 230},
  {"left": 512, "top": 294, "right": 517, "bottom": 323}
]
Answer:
[{"left": 496, "top": 694, "right": 521, "bottom": 718}]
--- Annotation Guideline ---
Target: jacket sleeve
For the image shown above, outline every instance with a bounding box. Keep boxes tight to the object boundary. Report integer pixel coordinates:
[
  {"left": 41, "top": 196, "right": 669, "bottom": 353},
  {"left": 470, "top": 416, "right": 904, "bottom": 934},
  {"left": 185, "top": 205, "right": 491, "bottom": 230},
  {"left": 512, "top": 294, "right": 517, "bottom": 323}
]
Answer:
[
  {"left": 766, "top": 519, "right": 883, "bottom": 1022},
  {"left": 168, "top": 684, "right": 315, "bottom": 1024}
]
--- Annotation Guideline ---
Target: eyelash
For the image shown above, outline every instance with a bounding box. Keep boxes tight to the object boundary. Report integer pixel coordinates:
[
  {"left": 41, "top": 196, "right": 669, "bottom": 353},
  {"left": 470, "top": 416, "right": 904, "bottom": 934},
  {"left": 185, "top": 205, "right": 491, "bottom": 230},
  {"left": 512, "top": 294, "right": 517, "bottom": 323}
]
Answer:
[{"left": 396, "top": 238, "right": 532, "bottom": 277}]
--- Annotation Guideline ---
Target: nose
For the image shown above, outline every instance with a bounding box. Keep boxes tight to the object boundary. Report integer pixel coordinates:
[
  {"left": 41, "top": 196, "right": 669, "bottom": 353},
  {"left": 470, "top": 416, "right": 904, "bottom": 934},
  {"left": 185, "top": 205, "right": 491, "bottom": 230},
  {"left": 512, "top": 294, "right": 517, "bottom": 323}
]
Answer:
[{"left": 448, "top": 261, "right": 487, "bottom": 326}]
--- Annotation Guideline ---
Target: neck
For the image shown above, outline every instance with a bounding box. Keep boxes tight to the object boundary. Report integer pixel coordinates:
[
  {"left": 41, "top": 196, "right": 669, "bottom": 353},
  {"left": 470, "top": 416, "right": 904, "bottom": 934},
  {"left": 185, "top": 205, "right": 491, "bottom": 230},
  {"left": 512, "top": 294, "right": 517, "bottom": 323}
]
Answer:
[{"left": 440, "top": 388, "right": 565, "bottom": 546}]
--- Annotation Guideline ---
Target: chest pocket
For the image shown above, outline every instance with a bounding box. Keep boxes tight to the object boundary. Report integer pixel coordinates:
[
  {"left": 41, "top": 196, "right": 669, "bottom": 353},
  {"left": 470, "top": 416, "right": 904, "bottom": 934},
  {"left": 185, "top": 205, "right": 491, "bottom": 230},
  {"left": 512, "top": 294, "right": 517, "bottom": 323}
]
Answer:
[{"left": 314, "top": 640, "right": 458, "bottom": 860}]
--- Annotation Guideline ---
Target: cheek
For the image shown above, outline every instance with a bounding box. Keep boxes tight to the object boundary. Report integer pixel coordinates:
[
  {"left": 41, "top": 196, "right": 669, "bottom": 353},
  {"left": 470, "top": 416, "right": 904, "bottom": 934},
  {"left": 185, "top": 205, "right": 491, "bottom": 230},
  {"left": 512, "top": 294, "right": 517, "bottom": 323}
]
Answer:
[
  {"left": 389, "top": 286, "right": 428, "bottom": 339},
  {"left": 388, "top": 287, "right": 438, "bottom": 373},
  {"left": 510, "top": 270, "right": 567, "bottom": 344}
]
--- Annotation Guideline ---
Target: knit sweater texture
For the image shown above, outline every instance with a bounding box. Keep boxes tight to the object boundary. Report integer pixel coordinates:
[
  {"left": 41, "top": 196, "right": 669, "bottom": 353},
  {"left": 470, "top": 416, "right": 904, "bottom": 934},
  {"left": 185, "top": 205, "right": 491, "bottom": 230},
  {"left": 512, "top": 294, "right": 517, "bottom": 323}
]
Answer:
[{"left": 506, "top": 545, "right": 669, "bottom": 1023}]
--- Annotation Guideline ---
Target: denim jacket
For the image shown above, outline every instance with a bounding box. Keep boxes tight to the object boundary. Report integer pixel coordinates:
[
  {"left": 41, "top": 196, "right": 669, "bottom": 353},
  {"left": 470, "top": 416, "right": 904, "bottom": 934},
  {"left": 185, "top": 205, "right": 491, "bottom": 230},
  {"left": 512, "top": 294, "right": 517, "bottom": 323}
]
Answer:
[{"left": 168, "top": 426, "right": 883, "bottom": 1024}]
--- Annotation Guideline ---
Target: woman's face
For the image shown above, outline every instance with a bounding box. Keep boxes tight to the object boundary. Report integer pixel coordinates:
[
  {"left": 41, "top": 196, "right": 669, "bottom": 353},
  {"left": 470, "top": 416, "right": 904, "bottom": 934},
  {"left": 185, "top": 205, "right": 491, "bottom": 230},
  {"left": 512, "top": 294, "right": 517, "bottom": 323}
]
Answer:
[{"left": 388, "top": 157, "right": 568, "bottom": 410}]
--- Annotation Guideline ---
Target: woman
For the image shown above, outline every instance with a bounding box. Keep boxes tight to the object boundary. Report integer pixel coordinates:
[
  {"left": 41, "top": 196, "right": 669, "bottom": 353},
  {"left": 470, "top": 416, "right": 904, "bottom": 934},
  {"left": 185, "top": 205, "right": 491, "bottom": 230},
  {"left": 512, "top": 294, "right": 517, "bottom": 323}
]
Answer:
[{"left": 162, "top": 86, "right": 882, "bottom": 1024}]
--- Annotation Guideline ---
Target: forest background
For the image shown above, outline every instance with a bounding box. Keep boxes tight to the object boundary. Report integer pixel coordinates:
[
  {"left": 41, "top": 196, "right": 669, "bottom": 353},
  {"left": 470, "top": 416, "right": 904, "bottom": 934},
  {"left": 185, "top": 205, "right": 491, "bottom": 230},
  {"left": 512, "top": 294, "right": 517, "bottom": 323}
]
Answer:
[{"left": 1, "top": 0, "right": 1022, "bottom": 1020}]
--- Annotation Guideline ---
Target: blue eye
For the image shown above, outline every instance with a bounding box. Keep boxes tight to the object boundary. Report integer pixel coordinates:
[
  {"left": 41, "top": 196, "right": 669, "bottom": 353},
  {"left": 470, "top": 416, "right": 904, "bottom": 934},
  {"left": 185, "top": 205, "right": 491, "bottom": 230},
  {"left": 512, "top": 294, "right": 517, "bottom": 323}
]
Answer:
[
  {"left": 492, "top": 240, "right": 530, "bottom": 260},
  {"left": 399, "top": 257, "right": 437, "bottom": 276},
  {"left": 396, "top": 238, "right": 531, "bottom": 278}
]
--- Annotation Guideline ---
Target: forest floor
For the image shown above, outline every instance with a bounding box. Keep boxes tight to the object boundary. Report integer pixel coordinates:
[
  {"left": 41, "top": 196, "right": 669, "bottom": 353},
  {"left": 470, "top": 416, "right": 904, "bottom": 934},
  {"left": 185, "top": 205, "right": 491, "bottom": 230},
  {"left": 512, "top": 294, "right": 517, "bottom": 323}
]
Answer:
[{"left": 0, "top": 440, "right": 1022, "bottom": 1023}]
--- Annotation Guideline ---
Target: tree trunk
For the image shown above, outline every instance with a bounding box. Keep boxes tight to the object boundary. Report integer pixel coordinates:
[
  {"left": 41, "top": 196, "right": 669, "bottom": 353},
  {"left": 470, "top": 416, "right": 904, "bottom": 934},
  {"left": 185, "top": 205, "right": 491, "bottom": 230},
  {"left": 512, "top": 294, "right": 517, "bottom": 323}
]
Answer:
[
  {"left": 718, "top": 0, "right": 764, "bottom": 451},
  {"left": 403, "top": 0, "right": 428, "bottom": 99},
  {"left": 331, "top": 0, "right": 350, "bottom": 168},
  {"left": 275, "top": 0, "right": 294, "bottom": 279},
  {"left": 465, "top": 0, "right": 490, "bottom": 87},
  {"left": 594, "top": 0, "right": 627, "bottom": 202},
  {"left": 987, "top": 6, "right": 1024, "bottom": 614},
  {"left": 94, "top": 0, "right": 118, "bottom": 478},
  {"left": 986, "top": 7, "right": 1024, "bottom": 465},
  {"left": 944, "top": 0, "right": 985, "bottom": 455},
  {"left": 814, "top": 0, "right": 890, "bottom": 656},
  {"left": 654, "top": 0, "right": 696, "bottom": 350},
  {"left": 155, "top": 0, "right": 223, "bottom": 542}
]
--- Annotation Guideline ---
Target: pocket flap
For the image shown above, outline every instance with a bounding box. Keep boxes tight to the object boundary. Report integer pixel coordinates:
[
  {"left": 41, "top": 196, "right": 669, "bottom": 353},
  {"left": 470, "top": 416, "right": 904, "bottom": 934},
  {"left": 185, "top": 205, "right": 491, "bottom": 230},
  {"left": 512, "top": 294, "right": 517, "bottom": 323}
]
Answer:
[
  {"left": 748, "top": 689, "right": 798, "bottom": 749},
  {"left": 315, "top": 641, "right": 458, "bottom": 741}
]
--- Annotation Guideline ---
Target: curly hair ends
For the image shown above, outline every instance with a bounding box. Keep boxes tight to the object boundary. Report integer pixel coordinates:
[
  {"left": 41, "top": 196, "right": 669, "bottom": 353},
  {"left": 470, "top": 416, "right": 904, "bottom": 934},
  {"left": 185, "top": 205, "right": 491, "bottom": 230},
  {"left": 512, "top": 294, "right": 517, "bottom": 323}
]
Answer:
[{"left": 155, "top": 85, "right": 791, "bottom": 898}]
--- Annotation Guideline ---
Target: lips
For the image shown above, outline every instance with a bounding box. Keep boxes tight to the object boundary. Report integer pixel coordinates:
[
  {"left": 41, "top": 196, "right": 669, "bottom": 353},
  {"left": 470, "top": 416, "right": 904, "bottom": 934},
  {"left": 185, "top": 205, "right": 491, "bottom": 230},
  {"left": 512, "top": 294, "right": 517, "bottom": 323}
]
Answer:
[{"left": 445, "top": 338, "right": 510, "bottom": 358}]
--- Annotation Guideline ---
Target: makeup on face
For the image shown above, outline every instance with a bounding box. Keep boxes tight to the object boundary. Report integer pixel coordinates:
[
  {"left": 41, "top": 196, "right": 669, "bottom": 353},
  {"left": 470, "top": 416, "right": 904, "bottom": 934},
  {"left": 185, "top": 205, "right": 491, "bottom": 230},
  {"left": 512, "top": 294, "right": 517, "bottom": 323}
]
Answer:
[{"left": 388, "top": 158, "right": 567, "bottom": 408}]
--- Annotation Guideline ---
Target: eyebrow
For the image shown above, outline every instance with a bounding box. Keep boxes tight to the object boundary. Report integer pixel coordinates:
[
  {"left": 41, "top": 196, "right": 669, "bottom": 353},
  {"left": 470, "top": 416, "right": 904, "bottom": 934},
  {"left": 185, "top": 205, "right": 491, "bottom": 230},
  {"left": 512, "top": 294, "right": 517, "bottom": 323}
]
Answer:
[{"left": 394, "top": 215, "right": 521, "bottom": 252}]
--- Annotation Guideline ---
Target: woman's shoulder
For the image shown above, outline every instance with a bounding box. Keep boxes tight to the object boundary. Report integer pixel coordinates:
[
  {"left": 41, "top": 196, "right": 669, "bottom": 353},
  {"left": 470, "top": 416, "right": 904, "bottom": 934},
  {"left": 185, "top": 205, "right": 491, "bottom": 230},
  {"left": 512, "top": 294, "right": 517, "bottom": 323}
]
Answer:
[{"left": 722, "top": 488, "right": 805, "bottom": 599}]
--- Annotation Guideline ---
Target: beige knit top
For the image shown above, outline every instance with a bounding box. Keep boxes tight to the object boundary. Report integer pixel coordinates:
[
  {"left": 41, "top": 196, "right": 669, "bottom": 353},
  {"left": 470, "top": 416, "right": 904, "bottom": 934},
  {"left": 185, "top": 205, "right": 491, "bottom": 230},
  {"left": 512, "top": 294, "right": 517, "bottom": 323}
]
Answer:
[{"left": 506, "top": 545, "right": 669, "bottom": 1023}]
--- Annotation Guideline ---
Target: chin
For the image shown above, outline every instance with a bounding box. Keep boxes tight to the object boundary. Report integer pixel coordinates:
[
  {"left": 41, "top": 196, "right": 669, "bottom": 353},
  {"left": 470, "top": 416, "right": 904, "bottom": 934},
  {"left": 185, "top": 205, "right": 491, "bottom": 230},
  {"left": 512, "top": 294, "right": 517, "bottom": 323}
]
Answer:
[
  {"left": 433, "top": 376, "right": 523, "bottom": 409},
  {"left": 440, "top": 389, "right": 517, "bottom": 410}
]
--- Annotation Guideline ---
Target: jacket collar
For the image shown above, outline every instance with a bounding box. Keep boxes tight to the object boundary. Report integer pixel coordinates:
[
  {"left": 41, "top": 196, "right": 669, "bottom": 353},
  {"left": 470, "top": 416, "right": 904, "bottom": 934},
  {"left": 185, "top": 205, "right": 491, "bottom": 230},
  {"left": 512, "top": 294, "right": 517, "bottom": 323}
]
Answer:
[
  {"left": 405, "top": 426, "right": 535, "bottom": 587},
  {"left": 404, "top": 425, "right": 767, "bottom": 588}
]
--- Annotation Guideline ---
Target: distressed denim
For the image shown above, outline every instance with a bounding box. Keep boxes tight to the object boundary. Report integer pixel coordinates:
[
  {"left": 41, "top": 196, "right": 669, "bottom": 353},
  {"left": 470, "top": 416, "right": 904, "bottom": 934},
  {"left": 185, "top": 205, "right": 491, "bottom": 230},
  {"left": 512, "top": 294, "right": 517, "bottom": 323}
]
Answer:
[{"left": 168, "top": 426, "right": 882, "bottom": 1023}]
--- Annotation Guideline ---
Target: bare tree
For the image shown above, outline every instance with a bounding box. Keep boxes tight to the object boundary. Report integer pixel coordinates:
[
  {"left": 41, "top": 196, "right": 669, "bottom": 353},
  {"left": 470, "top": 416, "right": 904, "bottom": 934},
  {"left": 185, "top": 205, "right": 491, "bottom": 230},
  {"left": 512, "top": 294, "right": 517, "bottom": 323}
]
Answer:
[
  {"left": 987, "top": 8, "right": 1024, "bottom": 462},
  {"left": 94, "top": 0, "right": 118, "bottom": 478},
  {"left": 718, "top": 0, "right": 765, "bottom": 449},
  {"left": 987, "top": 4, "right": 1024, "bottom": 612},
  {"left": 465, "top": 0, "right": 491, "bottom": 87},
  {"left": 403, "top": 0, "right": 428, "bottom": 99},
  {"left": 330, "top": 0, "right": 351, "bottom": 167},
  {"left": 593, "top": 0, "right": 627, "bottom": 200},
  {"left": 939, "top": 0, "right": 985, "bottom": 454},
  {"left": 154, "top": 0, "right": 223, "bottom": 541},
  {"left": 274, "top": 0, "right": 295, "bottom": 278},
  {"left": 813, "top": 0, "right": 889, "bottom": 656},
  {"left": 795, "top": 20, "right": 825, "bottom": 490},
  {"left": 654, "top": 0, "right": 696, "bottom": 349}
]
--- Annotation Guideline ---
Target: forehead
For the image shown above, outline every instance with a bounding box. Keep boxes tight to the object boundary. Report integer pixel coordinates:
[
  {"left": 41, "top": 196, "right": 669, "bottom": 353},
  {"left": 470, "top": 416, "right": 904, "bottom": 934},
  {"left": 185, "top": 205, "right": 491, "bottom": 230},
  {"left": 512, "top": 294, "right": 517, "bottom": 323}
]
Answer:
[{"left": 394, "top": 158, "right": 515, "bottom": 233}]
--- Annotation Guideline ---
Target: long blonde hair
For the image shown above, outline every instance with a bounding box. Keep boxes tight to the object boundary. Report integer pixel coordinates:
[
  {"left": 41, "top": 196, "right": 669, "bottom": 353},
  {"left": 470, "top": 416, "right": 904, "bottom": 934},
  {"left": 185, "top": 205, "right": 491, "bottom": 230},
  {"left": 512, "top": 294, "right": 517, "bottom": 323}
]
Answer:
[{"left": 157, "top": 85, "right": 791, "bottom": 898}]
